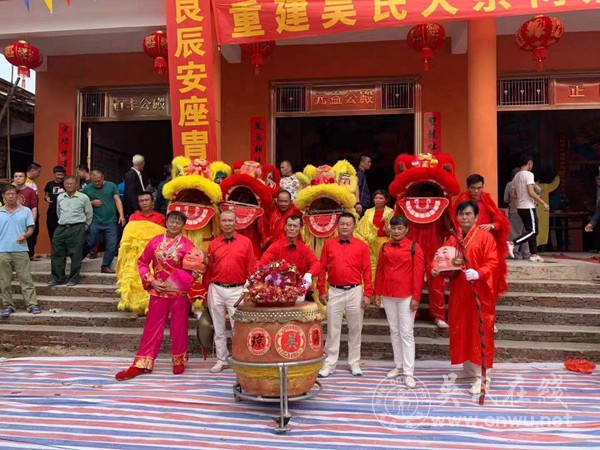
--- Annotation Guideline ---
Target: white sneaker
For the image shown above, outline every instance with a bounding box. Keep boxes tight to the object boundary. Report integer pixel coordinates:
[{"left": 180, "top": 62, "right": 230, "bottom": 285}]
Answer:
[
  {"left": 386, "top": 367, "right": 402, "bottom": 379},
  {"left": 470, "top": 376, "right": 491, "bottom": 394},
  {"left": 404, "top": 376, "right": 416, "bottom": 389},
  {"left": 529, "top": 255, "right": 545, "bottom": 263},
  {"left": 210, "top": 361, "right": 229, "bottom": 373},
  {"left": 454, "top": 370, "right": 478, "bottom": 380},
  {"left": 470, "top": 377, "right": 482, "bottom": 394},
  {"left": 350, "top": 364, "right": 363, "bottom": 376},
  {"left": 318, "top": 366, "right": 335, "bottom": 378},
  {"left": 435, "top": 319, "right": 449, "bottom": 329},
  {"left": 507, "top": 241, "right": 515, "bottom": 258}
]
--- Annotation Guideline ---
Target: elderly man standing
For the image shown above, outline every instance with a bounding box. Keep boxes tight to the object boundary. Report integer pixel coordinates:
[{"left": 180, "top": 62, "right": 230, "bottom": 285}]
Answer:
[
  {"left": 0, "top": 185, "right": 41, "bottom": 317},
  {"left": 124, "top": 154, "right": 148, "bottom": 218},
  {"left": 82, "top": 170, "right": 125, "bottom": 273},
  {"left": 279, "top": 160, "right": 301, "bottom": 201},
  {"left": 203, "top": 210, "right": 256, "bottom": 373},
  {"left": 318, "top": 213, "right": 373, "bottom": 377},
  {"left": 49, "top": 175, "right": 93, "bottom": 287}
]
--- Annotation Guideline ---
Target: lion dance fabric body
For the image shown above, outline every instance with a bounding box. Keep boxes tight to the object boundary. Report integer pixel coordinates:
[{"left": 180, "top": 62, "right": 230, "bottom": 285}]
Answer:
[
  {"left": 116, "top": 157, "right": 230, "bottom": 316},
  {"left": 294, "top": 161, "right": 359, "bottom": 259},
  {"left": 389, "top": 153, "right": 461, "bottom": 323},
  {"left": 219, "top": 160, "right": 280, "bottom": 259}
]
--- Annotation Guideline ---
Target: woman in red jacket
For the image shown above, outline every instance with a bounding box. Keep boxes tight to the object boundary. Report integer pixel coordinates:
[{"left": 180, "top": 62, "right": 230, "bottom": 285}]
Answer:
[{"left": 374, "top": 216, "right": 425, "bottom": 388}]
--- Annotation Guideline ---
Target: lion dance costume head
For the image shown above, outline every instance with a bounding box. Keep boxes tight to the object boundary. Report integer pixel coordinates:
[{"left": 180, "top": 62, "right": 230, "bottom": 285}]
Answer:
[
  {"left": 389, "top": 152, "right": 460, "bottom": 322},
  {"left": 295, "top": 160, "right": 358, "bottom": 257},
  {"left": 116, "top": 157, "right": 231, "bottom": 316},
  {"left": 219, "top": 160, "right": 280, "bottom": 257}
]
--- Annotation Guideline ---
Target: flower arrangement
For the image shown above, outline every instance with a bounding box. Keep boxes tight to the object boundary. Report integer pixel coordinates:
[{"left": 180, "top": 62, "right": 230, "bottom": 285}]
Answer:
[{"left": 245, "top": 260, "right": 308, "bottom": 307}]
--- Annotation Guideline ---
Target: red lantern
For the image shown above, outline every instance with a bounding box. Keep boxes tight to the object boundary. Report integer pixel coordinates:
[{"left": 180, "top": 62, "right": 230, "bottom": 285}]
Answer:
[
  {"left": 407, "top": 23, "right": 446, "bottom": 72},
  {"left": 142, "top": 30, "right": 168, "bottom": 75},
  {"left": 240, "top": 41, "right": 275, "bottom": 76},
  {"left": 3, "top": 40, "right": 43, "bottom": 88},
  {"left": 515, "top": 15, "right": 564, "bottom": 72}
]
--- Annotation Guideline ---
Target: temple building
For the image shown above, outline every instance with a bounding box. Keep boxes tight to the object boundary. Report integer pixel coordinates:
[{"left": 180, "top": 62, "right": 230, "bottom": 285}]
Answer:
[{"left": 0, "top": 0, "right": 598, "bottom": 253}]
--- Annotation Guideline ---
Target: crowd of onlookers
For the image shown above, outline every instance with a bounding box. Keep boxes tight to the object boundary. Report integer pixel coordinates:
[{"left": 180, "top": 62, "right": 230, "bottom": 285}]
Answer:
[{"left": 0, "top": 154, "right": 166, "bottom": 317}]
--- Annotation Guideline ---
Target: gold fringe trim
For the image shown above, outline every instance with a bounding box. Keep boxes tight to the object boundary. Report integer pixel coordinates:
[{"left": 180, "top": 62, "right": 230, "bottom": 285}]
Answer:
[
  {"left": 116, "top": 221, "right": 165, "bottom": 316},
  {"left": 232, "top": 361, "right": 323, "bottom": 380}
]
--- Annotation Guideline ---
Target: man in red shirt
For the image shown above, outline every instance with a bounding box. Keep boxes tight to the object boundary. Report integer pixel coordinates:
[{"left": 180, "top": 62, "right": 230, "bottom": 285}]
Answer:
[
  {"left": 317, "top": 213, "right": 373, "bottom": 377},
  {"left": 259, "top": 190, "right": 301, "bottom": 251},
  {"left": 128, "top": 192, "right": 166, "bottom": 227},
  {"left": 374, "top": 216, "right": 424, "bottom": 388},
  {"left": 204, "top": 209, "right": 256, "bottom": 373},
  {"left": 259, "top": 215, "right": 320, "bottom": 294},
  {"left": 455, "top": 174, "right": 509, "bottom": 299},
  {"left": 432, "top": 201, "right": 500, "bottom": 395}
]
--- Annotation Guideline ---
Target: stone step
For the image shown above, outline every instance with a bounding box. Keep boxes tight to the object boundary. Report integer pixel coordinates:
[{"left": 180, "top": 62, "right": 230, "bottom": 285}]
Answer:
[
  {"left": 338, "top": 319, "right": 600, "bottom": 343},
  {"left": 12, "top": 295, "right": 120, "bottom": 313},
  {"left": 12, "top": 282, "right": 119, "bottom": 298},
  {"left": 506, "top": 279, "right": 600, "bottom": 294},
  {"left": 2, "top": 324, "right": 598, "bottom": 363},
  {"left": 498, "top": 292, "right": 600, "bottom": 309},
  {"left": 29, "top": 272, "right": 117, "bottom": 285},
  {"left": 348, "top": 335, "right": 600, "bottom": 362},
  {"left": 364, "top": 303, "right": 600, "bottom": 326}
]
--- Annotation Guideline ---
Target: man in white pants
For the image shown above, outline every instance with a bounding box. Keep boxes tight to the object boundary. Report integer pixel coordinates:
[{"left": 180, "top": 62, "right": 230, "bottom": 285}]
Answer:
[
  {"left": 317, "top": 213, "right": 373, "bottom": 377},
  {"left": 374, "top": 216, "right": 424, "bottom": 388},
  {"left": 204, "top": 210, "right": 256, "bottom": 373}
]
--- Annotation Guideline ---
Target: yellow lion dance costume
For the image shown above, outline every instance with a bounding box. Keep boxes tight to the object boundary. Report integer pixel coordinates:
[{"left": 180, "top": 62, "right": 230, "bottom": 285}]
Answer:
[
  {"left": 116, "top": 157, "right": 231, "bottom": 316},
  {"left": 295, "top": 160, "right": 359, "bottom": 258}
]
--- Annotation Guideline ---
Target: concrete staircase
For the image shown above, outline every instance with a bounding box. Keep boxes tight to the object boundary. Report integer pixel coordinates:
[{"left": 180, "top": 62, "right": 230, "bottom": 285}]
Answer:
[{"left": 1, "top": 256, "right": 600, "bottom": 362}]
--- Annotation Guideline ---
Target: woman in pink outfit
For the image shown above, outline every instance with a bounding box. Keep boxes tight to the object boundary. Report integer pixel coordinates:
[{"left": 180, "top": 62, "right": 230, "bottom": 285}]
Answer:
[{"left": 116, "top": 211, "right": 198, "bottom": 381}]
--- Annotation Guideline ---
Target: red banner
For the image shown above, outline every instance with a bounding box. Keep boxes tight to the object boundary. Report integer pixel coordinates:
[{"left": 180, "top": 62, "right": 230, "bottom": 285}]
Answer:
[
  {"left": 423, "top": 112, "right": 441, "bottom": 154},
  {"left": 213, "top": 0, "right": 597, "bottom": 45},
  {"left": 250, "top": 117, "right": 267, "bottom": 163},
  {"left": 166, "top": 0, "right": 218, "bottom": 160},
  {"left": 57, "top": 122, "right": 73, "bottom": 174}
]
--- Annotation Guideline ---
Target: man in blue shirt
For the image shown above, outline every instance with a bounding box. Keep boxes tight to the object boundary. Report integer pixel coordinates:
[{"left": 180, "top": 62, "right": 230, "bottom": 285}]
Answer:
[
  {"left": 0, "top": 185, "right": 41, "bottom": 317},
  {"left": 356, "top": 154, "right": 372, "bottom": 216}
]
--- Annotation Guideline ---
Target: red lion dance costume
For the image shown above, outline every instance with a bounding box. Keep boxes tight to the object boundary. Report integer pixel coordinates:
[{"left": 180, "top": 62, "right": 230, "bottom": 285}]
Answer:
[
  {"left": 389, "top": 153, "right": 460, "bottom": 324},
  {"left": 219, "top": 161, "right": 279, "bottom": 258}
]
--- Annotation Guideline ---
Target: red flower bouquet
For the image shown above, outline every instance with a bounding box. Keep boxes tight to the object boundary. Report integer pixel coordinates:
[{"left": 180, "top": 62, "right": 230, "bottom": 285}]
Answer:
[{"left": 245, "top": 260, "right": 308, "bottom": 307}]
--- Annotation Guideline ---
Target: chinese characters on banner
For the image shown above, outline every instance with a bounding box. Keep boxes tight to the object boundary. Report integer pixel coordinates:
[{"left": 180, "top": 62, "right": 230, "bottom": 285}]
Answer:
[
  {"left": 250, "top": 117, "right": 267, "bottom": 162},
  {"left": 57, "top": 122, "right": 73, "bottom": 173},
  {"left": 213, "top": 0, "right": 596, "bottom": 45},
  {"left": 165, "top": 0, "right": 217, "bottom": 160},
  {"left": 423, "top": 112, "right": 441, "bottom": 154}
]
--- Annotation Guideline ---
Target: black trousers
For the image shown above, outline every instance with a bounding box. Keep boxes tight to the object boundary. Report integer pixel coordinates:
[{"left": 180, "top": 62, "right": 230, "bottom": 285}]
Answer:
[
  {"left": 27, "top": 217, "right": 39, "bottom": 258},
  {"left": 514, "top": 208, "right": 539, "bottom": 255},
  {"left": 47, "top": 212, "right": 59, "bottom": 242}
]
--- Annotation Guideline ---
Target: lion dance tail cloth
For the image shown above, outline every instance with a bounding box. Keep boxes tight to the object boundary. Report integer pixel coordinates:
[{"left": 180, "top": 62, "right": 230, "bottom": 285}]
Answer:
[
  {"left": 389, "top": 152, "right": 461, "bottom": 322},
  {"left": 116, "top": 221, "right": 166, "bottom": 316}
]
